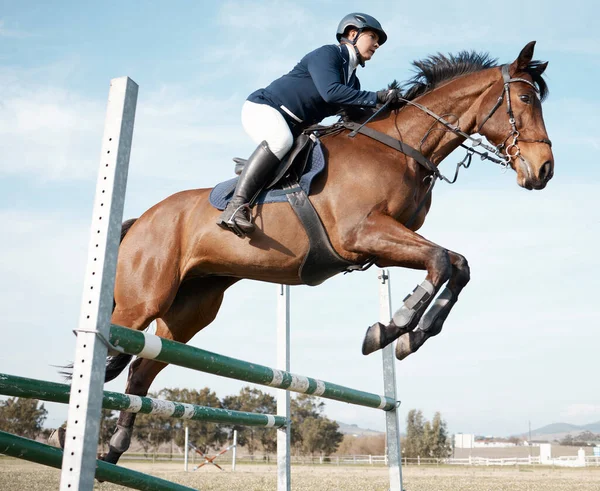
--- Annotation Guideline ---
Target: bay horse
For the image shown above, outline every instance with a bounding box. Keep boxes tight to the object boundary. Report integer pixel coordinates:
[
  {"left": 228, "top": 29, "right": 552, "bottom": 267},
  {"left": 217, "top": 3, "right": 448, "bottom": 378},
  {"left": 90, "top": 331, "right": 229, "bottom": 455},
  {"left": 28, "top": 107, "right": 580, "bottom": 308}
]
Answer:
[{"left": 99, "top": 41, "right": 553, "bottom": 464}]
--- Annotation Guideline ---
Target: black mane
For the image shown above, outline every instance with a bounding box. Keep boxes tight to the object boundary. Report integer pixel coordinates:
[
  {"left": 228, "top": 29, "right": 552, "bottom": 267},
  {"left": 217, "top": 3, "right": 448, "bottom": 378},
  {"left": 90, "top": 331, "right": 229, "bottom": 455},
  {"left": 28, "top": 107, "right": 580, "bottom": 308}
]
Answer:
[{"left": 393, "top": 51, "right": 549, "bottom": 102}]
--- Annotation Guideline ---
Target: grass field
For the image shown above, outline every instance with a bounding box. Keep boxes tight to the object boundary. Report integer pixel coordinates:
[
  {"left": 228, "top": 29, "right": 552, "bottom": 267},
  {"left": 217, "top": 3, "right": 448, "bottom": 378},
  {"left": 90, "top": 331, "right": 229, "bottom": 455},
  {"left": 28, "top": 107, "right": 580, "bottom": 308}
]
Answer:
[{"left": 2, "top": 458, "right": 600, "bottom": 490}]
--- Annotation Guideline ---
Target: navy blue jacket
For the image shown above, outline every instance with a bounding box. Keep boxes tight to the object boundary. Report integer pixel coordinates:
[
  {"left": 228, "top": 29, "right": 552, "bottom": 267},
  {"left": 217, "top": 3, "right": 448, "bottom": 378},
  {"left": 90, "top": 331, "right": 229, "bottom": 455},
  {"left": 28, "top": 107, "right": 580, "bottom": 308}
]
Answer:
[{"left": 247, "top": 44, "right": 378, "bottom": 130}]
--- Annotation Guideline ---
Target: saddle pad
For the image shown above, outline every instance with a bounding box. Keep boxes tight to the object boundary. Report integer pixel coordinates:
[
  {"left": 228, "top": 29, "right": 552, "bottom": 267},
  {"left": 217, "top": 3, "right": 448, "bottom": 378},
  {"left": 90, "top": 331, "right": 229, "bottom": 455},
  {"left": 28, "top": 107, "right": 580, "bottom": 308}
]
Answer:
[{"left": 209, "top": 141, "right": 325, "bottom": 211}]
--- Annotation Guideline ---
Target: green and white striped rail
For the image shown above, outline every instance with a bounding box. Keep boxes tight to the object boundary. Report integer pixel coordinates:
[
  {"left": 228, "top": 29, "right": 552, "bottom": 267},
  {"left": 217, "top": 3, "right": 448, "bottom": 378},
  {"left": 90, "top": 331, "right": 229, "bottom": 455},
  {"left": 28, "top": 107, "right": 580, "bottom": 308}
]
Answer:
[
  {"left": 109, "top": 324, "right": 398, "bottom": 411},
  {"left": 0, "top": 373, "right": 285, "bottom": 428},
  {"left": 0, "top": 430, "right": 194, "bottom": 491}
]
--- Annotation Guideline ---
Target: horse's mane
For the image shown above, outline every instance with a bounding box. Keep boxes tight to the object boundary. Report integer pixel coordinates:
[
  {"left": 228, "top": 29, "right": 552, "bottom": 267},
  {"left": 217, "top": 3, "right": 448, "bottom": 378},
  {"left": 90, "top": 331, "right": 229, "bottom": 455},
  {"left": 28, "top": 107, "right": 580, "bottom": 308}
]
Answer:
[
  {"left": 341, "top": 50, "right": 549, "bottom": 123},
  {"left": 393, "top": 51, "right": 549, "bottom": 102}
]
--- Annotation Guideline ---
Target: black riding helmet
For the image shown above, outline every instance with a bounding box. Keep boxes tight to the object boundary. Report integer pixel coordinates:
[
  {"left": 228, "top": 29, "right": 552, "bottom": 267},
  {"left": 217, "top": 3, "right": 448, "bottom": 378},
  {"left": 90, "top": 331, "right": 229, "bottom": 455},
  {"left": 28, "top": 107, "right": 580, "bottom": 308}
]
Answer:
[{"left": 336, "top": 13, "right": 387, "bottom": 46}]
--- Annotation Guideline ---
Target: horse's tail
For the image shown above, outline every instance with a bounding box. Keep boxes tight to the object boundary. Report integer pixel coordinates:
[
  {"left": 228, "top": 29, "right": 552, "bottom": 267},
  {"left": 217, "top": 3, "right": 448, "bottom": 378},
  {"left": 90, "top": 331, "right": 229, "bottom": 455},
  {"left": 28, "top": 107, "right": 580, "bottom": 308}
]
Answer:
[
  {"left": 104, "top": 218, "right": 138, "bottom": 382},
  {"left": 59, "top": 219, "right": 139, "bottom": 382}
]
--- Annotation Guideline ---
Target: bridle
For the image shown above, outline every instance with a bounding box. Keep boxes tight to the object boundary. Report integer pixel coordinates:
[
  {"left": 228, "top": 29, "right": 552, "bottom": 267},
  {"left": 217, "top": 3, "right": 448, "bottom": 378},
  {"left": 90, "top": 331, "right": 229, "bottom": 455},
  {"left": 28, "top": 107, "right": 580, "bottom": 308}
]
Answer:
[
  {"left": 392, "top": 63, "right": 552, "bottom": 170},
  {"left": 476, "top": 64, "right": 552, "bottom": 164}
]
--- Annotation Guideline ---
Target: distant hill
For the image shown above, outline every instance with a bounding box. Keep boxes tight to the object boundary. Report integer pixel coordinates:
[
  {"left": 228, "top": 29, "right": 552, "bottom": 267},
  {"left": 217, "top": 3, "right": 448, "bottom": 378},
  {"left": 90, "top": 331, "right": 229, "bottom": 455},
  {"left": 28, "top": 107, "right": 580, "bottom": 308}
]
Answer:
[
  {"left": 515, "top": 421, "right": 600, "bottom": 442},
  {"left": 531, "top": 421, "right": 600, "bottom": 436},
  {"left": 531, "top": 423, "right": 585, "bottom": 435},
  {"left": 336, "top": 421, "right": 384, "bottom": 437}
]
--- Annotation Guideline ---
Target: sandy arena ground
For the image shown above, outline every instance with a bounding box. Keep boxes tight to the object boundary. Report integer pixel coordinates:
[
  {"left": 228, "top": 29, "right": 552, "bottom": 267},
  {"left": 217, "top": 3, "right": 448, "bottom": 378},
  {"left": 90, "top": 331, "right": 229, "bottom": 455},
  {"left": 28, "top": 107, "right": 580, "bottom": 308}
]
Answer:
[{"left": 1, "top": 458, "right": 600, "bottom": 490}]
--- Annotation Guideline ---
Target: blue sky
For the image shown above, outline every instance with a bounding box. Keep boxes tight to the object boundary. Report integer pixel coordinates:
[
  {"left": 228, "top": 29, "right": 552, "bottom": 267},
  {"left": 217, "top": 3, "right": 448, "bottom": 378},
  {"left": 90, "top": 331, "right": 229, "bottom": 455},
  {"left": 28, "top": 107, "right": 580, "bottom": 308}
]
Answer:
[{"left": 1, "top": 0, "right": 599, "bottom": 438}]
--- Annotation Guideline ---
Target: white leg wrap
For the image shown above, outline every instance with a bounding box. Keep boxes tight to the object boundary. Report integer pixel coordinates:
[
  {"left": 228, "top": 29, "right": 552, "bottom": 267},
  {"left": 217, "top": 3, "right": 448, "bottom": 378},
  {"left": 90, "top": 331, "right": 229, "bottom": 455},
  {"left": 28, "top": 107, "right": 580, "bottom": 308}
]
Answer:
[{"left": 392, "top": 280, "right": 435, "bottom": 327}]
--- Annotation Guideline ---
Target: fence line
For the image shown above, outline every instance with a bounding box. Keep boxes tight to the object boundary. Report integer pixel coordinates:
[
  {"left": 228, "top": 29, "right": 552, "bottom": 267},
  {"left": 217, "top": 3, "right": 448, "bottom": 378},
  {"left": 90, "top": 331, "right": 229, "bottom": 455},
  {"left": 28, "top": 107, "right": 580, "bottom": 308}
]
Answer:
[{"left": 90, "top": 452, "right": 600, "bottom": 468}]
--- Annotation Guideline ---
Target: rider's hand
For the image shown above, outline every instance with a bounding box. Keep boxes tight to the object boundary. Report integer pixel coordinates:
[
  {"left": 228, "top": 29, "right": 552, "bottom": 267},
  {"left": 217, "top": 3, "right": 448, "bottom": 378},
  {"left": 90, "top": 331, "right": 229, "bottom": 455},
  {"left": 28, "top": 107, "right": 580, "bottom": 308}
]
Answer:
[{"left": 376, "top": 89, "right": 401, "bottom": 105}]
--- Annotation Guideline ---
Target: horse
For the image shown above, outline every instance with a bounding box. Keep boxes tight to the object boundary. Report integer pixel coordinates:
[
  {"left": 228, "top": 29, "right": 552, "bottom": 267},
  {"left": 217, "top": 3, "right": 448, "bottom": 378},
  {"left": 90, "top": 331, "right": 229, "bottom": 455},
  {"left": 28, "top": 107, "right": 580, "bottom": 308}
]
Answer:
[{"left": 96, "top": 41, "right": 553, "bottom": 464}]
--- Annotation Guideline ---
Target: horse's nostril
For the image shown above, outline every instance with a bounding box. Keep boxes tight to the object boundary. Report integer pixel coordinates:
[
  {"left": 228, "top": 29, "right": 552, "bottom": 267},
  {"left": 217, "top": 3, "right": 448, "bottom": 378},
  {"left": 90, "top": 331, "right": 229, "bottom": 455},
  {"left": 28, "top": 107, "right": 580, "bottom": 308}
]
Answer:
[{"left": 539, "top": 161, "right": 552, "bottom": 182}]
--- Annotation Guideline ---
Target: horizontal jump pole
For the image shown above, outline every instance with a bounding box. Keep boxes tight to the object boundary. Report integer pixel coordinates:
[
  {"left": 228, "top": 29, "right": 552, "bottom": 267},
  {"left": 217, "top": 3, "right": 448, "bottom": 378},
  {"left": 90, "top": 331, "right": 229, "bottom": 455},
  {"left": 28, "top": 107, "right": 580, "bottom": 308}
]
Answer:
[
  {"left": 0, "top": 373, "right": 285, "bottom": 428},
  {"left": 109, "top": 324, "right": 397, "bottom": 411},
  {"left": 0, "top": 430, "right": 194, "bottom": 491}
]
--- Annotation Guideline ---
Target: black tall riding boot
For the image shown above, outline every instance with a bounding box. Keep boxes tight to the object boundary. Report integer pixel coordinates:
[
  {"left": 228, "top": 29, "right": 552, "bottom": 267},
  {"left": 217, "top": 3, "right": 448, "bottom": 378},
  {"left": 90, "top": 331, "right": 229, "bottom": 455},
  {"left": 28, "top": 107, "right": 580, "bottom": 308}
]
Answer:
[{"left": 217, "top": 141, "right": 280, "bottom": 236}]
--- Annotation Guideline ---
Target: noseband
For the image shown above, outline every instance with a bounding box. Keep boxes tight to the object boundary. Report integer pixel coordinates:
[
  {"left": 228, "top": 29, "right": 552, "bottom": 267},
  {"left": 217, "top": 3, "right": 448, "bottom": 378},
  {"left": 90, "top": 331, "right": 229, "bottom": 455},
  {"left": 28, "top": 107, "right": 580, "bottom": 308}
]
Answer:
[{"left": 477, "top": 64, "right": 552, "bottom": 164}]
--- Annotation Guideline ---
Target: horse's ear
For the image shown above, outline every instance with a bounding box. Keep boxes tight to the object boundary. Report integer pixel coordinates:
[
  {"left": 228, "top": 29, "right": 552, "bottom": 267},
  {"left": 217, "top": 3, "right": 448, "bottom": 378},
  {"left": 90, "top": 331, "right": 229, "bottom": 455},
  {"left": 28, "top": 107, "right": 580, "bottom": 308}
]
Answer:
[
  {"left": 535, "top": 61, "right": 549, "bottom": 75},
  {"left": 510, "top": 41, "right": 536, "bottom": 72}
]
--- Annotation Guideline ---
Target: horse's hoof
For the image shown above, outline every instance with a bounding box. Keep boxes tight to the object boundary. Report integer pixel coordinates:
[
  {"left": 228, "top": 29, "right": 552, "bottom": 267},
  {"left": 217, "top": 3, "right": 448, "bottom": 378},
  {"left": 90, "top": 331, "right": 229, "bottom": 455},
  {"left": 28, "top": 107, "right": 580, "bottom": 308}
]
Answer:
[
  {"left": 362, "top": 322, "right": 384, "bottom": 355},
  {"left": 100, "top": 449, "right": 122, "bottom": 465},
  {"left": 396, "top": 330, "right": 430, "bottom": 360},
  {"left": 395, "top": 333, "right": 414, "bottom": 360}
]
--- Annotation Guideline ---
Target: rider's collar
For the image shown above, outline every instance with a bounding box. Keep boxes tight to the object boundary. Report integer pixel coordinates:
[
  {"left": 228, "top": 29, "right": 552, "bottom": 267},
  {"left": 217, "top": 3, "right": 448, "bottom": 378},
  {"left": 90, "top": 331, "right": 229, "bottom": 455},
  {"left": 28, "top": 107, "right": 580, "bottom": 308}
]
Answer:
[{"left": 345, "top": 44, "right": 359, "bottom": 79}]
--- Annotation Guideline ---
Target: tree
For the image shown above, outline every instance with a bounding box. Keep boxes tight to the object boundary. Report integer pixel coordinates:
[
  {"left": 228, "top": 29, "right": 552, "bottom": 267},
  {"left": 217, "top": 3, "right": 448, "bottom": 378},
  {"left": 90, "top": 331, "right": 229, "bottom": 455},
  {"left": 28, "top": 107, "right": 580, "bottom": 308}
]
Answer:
[
  {"left": 0, "top": 397, "right": 47, "bottom": 439},
  {"left": 290, "top": 395, "right": 343, "bottom": 456},
  {"left": 559, "top": 434, "right": 574, "bottom": 446},
  {"left": 298, "top": 417, "right": 344, "bottom": 456},
  {"left": 404, "top": 409, "right": 425, "bottom": 458},
  {"left": 290, "top": 394, "right": 323, "bottom": 453},
  {"left": 423, "top": 412, "right": 451, "bottom": 458},
  {"left": 404, "top": 409, "right": 450, "bottom": 459},
  {"left": 165, "top": 387, "right": 227, "bottom": 454},
  {"left": 222, "top": 387, "right": 277, "bottom": 455}
]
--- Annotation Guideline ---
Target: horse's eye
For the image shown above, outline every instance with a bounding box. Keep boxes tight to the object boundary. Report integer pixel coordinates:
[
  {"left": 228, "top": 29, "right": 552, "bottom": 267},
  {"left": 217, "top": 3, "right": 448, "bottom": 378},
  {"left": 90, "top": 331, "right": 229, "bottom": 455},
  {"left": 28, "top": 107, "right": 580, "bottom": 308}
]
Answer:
[{"left": 519, "top": 94, "right": 531, "bottom": 104}]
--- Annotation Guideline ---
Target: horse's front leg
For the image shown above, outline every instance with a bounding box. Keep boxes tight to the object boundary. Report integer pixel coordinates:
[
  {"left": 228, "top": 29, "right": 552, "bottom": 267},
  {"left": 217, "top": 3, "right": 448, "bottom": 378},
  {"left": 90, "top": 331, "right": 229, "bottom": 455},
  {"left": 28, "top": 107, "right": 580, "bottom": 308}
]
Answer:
[
  {"left": 340, "top": 213, "right": 452, "bottom": 356},
  {"left": 396, "top": 250, "right": 470, "bottom": 360}
]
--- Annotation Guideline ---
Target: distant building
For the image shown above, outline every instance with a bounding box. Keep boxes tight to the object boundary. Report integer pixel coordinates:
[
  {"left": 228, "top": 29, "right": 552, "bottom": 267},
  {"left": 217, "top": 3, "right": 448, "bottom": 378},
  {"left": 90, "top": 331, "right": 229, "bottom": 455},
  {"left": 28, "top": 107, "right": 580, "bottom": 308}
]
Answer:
[
  {"left": 454, "top": 434, "right": 475, "bottom": 449},
  {"left": 474, "top": 441, "right": 516, "bottom": 448},
  {"left": 455, "top": 434, "right": 520, "bottom": 449}
]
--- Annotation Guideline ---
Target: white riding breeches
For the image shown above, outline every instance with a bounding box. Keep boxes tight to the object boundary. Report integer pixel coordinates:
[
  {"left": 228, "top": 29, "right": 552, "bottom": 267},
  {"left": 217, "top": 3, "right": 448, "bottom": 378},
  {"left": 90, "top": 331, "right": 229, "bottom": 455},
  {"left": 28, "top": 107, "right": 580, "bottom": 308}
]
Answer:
[{"left": 241, "top": 100, "right": 294, "bottom": 160}]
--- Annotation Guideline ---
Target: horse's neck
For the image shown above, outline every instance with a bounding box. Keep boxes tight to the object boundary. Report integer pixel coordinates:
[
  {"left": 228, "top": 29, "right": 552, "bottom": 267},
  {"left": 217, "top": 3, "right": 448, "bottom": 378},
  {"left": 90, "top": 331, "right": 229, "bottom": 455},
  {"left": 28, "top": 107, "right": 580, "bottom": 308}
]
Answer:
[{"left": 386, "top": 69, "right": 498, "bottom": 164}]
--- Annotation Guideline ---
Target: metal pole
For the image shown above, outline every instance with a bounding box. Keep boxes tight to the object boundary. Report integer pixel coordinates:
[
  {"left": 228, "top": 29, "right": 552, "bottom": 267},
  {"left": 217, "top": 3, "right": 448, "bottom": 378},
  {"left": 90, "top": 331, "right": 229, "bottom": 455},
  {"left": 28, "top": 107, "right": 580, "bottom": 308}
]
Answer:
[
  {"left": 184, "top": 426, "right": 189, "bottom": 472},
  {"left": 379, "top": 269, "right": 404, "bottom": 491},
  {"left": 60, "top": 76, "right": 138, "bottom": 491},
  {"left": 277, "top": 285, "right": 291, "bottom": 491},
  {"left": 232, "top": 429, "right": 237, "bottom": 472}
]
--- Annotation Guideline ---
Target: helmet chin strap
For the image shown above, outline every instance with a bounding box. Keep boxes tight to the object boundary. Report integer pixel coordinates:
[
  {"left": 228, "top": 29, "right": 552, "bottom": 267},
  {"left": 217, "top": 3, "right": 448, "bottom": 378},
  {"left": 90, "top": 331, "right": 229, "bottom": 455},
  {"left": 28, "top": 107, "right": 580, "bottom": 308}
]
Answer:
[{"left": 341, "top": 29, "right": 365, "bottom": 67}]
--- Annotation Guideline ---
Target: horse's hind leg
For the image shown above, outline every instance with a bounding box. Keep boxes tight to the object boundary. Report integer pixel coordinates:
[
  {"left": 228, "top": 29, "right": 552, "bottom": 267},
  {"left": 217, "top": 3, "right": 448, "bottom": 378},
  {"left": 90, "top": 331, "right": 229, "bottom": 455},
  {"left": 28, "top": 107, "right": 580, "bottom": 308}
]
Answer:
[
  {"left": 396, "top": 250, "right": 470, "bottom": 360},
  {"left": 102, "top": 276, "right": 238, "bottom": 465}
]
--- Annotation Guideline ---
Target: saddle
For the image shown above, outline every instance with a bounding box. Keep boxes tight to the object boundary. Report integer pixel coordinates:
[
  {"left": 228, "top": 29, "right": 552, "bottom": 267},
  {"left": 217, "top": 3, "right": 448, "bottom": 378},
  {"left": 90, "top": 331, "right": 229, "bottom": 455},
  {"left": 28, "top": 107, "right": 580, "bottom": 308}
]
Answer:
[{"left": 224, "top": 130, "right": 357, "bottom": 286}]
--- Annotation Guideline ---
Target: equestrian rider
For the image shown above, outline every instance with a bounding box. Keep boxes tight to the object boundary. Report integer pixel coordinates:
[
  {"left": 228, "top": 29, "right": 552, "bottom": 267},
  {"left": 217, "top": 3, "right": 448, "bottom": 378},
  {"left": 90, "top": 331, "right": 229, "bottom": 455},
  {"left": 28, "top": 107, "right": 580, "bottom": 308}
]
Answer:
[{"left": 217, "top": 12, "right": 401, "bottom": 236}]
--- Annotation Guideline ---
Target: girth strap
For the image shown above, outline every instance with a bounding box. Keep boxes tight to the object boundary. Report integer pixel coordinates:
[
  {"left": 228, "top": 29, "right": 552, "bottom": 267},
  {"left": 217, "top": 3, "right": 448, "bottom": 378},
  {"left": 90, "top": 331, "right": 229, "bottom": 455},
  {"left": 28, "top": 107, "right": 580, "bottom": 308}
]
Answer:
[{"left": 342, "top": 121, "right": 440, "bottom": 177}]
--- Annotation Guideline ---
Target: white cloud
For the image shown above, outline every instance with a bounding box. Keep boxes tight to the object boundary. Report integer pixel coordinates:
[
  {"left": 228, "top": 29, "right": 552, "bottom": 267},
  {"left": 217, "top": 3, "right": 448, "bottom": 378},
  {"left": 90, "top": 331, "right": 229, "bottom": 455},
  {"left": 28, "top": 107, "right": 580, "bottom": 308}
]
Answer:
[
  {"left": 0, "top": 68, "right": 249, "bottom": 185},
  {"left": 0, "top": 70, "right": 104, "bottom": 180}
]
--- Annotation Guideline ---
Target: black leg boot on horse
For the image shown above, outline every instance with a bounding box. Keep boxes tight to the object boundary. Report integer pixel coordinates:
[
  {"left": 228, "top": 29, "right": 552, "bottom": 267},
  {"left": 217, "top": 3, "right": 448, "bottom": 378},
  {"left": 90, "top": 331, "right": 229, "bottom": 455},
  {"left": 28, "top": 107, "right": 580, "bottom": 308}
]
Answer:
[{"left": 217, "top": 141, "right": 280, "bottom": 237}]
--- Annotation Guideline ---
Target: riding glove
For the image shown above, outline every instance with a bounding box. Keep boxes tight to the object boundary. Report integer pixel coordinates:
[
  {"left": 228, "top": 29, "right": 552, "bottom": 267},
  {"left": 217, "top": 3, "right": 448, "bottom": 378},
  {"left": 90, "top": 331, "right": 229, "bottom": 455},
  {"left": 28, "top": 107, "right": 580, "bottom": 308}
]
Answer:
[{"left": 376, "top": 89, "right": 402, "bottom": 104}]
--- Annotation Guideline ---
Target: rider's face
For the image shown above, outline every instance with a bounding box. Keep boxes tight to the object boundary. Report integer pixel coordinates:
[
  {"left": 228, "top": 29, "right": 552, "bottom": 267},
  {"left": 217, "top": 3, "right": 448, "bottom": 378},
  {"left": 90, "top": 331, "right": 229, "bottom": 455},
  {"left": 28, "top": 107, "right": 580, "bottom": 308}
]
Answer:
[{"left": 348, "top": 30, "right": 380, "bottom": 62}]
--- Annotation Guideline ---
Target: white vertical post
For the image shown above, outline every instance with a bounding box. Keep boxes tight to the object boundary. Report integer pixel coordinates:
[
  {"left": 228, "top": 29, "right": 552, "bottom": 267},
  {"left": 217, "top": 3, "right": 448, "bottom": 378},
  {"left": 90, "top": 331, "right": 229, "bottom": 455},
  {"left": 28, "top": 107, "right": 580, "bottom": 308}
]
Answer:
[
  {"left": 60, "top": 77, "right": 138, "bottom": 491},
  {"left": 184, "top": 426, "right": 189, "bottom": 472},
  {"left": 232, "top": 430, "right": 237, "bottom": 472},
  {"left": 379, "top": 269, "right": 404, "bottom": 491},
  {"left": 277, "top": 285, "right": 291, "bottom": 491}
]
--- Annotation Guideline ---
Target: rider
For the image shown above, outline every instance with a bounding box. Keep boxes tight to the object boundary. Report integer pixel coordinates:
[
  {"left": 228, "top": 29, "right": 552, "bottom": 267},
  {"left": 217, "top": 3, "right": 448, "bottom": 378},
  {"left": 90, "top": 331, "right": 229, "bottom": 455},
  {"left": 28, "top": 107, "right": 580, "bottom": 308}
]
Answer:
[{"left": 217, "top": 12, "right": 401, "bottom": 236}]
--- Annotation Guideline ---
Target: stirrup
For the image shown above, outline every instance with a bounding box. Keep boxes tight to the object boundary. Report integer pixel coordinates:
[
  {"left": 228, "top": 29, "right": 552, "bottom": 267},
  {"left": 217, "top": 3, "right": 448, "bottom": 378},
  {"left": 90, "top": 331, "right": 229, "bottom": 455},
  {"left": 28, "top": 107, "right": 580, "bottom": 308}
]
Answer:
[{"left": 218, "top": 202, "right": 254, "bottom": 237}]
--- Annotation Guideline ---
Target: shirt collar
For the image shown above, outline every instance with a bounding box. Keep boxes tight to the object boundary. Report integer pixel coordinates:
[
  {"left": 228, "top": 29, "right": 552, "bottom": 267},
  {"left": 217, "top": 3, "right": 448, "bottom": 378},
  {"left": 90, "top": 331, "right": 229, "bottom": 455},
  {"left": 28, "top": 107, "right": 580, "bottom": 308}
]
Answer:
[{"left": 345, "top": 44, "right": 359, "bottom": 79}]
